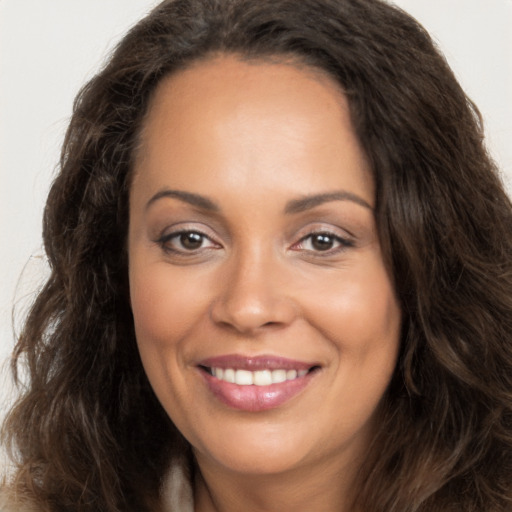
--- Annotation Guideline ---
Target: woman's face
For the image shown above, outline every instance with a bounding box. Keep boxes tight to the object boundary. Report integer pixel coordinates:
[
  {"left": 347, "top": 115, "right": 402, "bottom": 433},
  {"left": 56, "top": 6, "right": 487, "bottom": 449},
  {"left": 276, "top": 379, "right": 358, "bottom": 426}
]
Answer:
[{"left": 128, "top": 55, "right": 401, "bottom": 477}]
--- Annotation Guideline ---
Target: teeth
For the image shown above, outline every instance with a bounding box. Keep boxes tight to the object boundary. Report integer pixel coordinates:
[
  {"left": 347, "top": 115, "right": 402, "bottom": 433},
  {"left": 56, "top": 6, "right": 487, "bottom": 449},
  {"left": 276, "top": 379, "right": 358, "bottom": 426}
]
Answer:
[
  {"left": 286, "top": 369, "right": 297, "bottom": 380},
  {"left": 223, "top": 368, "right": 235, "bottom": 383},
  {"left": 235, "top": 369, "right": 253, "bottom": 385},
  {"left": 253, "top": 370, "right": 272, "bottom": 386},
  {"left": 209, "top": 367, "right": 310, "bottom": 386},
  {"left": 271, "top": 369, "right": 287, "bottom": 383}
]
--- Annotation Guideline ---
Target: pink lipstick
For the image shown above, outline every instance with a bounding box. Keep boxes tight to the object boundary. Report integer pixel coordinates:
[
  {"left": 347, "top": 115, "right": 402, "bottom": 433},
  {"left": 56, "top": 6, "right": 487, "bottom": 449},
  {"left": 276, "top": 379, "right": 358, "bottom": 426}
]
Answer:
[{"left": 198, "top": 355, "right": 319, "bottom": 412}]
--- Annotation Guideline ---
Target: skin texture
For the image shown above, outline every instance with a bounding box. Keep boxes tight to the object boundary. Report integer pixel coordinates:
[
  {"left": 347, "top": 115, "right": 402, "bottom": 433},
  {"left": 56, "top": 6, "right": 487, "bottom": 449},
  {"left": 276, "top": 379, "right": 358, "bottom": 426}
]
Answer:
[{"left": 128, "top": 55, "right": 402, "bottom": 512}]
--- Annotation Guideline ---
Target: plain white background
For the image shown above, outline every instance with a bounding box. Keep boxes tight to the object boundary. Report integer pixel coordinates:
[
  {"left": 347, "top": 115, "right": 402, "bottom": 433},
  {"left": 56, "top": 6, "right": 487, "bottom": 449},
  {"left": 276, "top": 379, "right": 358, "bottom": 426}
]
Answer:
[{"left": 1, "top": 1, "right": 511, "bottom": 418}]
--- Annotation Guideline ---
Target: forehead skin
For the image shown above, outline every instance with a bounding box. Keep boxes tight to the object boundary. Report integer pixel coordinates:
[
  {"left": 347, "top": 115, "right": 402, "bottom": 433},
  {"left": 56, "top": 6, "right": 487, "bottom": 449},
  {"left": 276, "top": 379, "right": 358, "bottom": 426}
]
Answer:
[{"left": 132, "top": 55, "right": 374, "bottom": 210}]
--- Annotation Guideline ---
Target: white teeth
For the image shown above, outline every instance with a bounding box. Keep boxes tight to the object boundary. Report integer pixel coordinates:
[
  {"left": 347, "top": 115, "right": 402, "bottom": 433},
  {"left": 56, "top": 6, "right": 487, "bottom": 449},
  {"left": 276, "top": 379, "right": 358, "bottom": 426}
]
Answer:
[
  {"left": 223, "top": 368, "right": 235, "bottom": 383},
  {"left": 286, "top": 369, "right": 297, "bottom": 380},
  {"left": 235, "top": 369, "right": 253, "bottom": 385},
  {"left": 253, "top": 370, "right": 272, "bottom": 386},
  {"left": 271, "top": 369, "right": 287, "bottom": 383},
  {"left": 209, "top": 367, "right": 309, "bottom": 386}
]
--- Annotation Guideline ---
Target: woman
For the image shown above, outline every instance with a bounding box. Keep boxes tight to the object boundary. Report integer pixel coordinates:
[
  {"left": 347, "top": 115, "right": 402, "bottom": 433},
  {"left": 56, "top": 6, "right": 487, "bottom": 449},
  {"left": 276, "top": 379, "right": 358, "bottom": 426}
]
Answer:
[{"left": 2, "top": 0, "right": 512, "bottom": 510}]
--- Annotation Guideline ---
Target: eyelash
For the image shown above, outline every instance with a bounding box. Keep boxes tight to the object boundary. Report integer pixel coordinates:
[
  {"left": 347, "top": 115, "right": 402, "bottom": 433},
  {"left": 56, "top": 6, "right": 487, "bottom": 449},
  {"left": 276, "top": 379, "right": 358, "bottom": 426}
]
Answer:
[
  {"left": 156, "top": 229, "right": 354, "bottom": 257},
  {"left": 157, "top": 230, "right": 219, "bottom": 254},
  {"left": 292, "top": 231, "right": 354, "bottom": 254}
]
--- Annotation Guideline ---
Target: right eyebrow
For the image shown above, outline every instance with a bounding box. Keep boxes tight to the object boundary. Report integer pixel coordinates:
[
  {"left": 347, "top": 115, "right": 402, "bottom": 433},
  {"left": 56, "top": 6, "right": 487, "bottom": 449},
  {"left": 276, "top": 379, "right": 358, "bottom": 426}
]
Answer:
[
  {"left": 284, "top": 191, "right": 373, "bottom": 214},
  {"left": 145, "top": 189, "right": 220, "bottom": 212}
]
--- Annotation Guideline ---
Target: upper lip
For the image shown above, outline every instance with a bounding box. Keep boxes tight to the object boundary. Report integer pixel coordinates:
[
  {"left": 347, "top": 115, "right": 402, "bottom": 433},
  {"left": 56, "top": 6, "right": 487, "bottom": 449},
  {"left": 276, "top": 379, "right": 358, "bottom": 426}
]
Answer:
[{"left": 198, "top": 354, "right": 318, "bottom": 371}]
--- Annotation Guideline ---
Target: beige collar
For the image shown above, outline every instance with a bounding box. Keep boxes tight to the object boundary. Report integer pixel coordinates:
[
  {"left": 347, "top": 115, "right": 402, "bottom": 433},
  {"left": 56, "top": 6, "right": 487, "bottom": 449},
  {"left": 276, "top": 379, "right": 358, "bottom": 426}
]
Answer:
[{"left": 161, "top": 459, "right": 195, "bottom": 512}]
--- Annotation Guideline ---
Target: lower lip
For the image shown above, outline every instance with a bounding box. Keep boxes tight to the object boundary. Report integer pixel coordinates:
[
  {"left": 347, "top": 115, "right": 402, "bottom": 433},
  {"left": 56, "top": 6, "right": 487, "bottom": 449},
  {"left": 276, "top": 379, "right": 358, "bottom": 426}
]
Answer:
[{"left": 200, "top": 370, "right": 314, "bottom": 412}]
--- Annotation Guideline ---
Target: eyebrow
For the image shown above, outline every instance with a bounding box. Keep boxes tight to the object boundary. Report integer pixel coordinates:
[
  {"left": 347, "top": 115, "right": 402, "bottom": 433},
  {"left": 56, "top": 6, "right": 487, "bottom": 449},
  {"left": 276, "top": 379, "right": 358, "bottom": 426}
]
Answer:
[
  {"left": 284, "top": 191, "right": 373, "bottom": 214},
  {"left": 145, "top": 188, "right": 372, "bottom": 214},
  {"left": 145, "top": 189, "right": 220, "bottom": 212}
]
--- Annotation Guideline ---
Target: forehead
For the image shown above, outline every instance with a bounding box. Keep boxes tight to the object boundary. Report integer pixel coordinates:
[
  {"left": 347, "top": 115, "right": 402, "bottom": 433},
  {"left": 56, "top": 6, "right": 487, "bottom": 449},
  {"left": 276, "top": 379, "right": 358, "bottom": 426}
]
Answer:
[{"left": 131, "top": 54, "right": 374, "bottom": 208}]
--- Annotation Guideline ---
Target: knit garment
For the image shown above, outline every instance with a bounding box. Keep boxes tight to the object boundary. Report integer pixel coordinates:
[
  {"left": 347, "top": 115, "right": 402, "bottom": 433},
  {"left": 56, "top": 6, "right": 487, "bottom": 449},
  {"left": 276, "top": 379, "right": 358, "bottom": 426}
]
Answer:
[{"left": 161, "top": 460, "right": 195, "bottom": 512}]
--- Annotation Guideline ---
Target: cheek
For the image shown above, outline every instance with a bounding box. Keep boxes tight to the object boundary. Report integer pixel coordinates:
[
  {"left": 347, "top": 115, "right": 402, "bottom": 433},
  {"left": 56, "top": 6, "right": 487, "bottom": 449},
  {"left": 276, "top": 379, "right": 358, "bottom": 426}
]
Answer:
[
  {"left": 129, "top": 259, "right": 210, "bottom": 349},
  {"left": 319, "top": 266, "right": 401, "bottom": 416},
  {"left": 128, "top": 260, "right": 204, "bottom": 413},
  {"left": 309, "top": 261, "right": 401, "bottom": 350}
]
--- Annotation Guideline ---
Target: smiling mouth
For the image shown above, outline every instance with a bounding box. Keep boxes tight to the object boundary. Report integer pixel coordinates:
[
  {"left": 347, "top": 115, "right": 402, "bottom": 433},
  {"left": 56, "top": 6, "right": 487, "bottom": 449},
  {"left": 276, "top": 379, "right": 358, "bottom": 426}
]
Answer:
[
  {"left": 196, "top": 355, "right": 321, "bottom": 410},
  {"left": 200, "top": 366, "right": 320, "bottom": 386}
]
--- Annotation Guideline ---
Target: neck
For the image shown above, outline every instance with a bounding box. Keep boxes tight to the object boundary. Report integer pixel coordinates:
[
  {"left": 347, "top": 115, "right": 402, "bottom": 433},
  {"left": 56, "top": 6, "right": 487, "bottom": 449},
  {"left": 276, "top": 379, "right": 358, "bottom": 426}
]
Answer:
[{"left": 193, "top": 451, "right": 363, "bottom": 512}]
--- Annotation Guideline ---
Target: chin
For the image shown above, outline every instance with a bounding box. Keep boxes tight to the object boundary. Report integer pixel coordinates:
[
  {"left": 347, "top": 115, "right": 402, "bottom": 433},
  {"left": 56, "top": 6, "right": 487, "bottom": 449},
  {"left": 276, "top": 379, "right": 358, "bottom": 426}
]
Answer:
[
  {"left": 187, "top": 418, "right": 314, "bottom": 475},
  {"left": 196, "top": 442, "right": 310, "bottom": 476}
]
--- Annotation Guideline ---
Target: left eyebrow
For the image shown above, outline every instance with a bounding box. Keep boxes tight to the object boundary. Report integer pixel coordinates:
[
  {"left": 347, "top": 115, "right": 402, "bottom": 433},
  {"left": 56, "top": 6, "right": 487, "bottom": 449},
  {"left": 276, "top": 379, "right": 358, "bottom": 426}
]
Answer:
[
  {"left": 145, "top": 189, "right": 220, "bottom": 212},
  {"left": 284, "top": 191, "right": 373, "bottom": 214}
]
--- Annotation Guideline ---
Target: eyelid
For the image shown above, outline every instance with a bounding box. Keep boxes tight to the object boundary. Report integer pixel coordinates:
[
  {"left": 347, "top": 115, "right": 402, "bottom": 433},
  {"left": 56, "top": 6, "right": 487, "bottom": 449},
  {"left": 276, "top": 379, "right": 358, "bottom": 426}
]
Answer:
[{"left": 156, "top": 221, "right": 214, "bottom": 237}]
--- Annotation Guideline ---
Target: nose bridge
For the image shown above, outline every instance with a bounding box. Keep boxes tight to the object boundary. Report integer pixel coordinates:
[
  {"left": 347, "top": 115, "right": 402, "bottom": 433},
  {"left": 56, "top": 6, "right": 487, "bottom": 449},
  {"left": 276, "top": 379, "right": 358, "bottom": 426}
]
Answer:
[{"left": 210, "top": 241, "right": 296, "bottom": 333}]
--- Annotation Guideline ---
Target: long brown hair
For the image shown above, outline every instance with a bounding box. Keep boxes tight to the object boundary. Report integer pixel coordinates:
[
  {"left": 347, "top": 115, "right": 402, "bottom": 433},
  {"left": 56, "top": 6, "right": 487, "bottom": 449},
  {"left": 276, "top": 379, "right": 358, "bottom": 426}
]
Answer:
[{"left": 2, "top": 0, "right": 512, "bottom": 510}]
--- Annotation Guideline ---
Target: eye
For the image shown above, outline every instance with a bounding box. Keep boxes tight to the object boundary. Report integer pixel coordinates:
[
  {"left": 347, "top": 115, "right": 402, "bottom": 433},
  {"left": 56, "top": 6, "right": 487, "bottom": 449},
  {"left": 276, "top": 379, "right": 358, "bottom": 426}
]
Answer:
[
  {"left": 157, "top": 230, "right": 219, "bottom": 254},
  {"left": 292, "top": 231, "right": 353, "bottom": 253}
]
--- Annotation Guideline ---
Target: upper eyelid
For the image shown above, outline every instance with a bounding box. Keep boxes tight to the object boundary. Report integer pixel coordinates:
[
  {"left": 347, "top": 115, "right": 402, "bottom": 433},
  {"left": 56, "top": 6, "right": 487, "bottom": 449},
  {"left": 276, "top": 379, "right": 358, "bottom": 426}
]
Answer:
[
  {"left": 294, "top": 232, "right": 353, "bottom": 247},
  {"left": 157, "top": 222, "right": 218, "bottom": 239},
  {"left": 292, "top": 222, "right": 355, "bottom": 241},
  {"left": 167, "top": 217, "right": 234, "bottom": 242},
  {"left": 160, "top": 230, "right": 213, "bottom": 242},
  {"left": 299, "top": 231, "right": 348, "bottom": 242}
]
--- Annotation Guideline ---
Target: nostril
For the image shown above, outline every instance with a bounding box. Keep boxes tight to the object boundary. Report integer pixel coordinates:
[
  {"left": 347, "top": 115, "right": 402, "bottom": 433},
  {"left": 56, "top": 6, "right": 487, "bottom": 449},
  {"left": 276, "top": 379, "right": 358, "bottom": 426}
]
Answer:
[{"left": 262, "top": 321, "right": 282, "bottom": 328}]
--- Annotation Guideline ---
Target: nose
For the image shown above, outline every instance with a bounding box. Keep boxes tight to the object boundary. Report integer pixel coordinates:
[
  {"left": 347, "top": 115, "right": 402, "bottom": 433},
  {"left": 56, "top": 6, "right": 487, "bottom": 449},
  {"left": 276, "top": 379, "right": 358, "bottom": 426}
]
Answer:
[{"left": 210, "top": 248, "right": 298, "bottom": 334}]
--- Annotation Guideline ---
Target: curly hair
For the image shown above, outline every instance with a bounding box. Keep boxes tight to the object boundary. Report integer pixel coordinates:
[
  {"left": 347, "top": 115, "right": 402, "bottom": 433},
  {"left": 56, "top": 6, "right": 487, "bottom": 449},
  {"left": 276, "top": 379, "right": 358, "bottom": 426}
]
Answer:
[{"left": 2, "top": 0, "right": 512, "bottom": 510}]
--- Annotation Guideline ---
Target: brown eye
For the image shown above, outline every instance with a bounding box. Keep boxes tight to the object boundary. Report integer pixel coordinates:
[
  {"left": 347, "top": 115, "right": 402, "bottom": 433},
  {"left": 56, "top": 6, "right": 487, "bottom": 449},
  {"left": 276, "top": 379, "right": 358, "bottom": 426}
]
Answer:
[
  {"left": 179, "top": 232, "right": 204, "bottom": 250},
  {"left": 310, "top": 233, "right": 335, "bottom": 251}
]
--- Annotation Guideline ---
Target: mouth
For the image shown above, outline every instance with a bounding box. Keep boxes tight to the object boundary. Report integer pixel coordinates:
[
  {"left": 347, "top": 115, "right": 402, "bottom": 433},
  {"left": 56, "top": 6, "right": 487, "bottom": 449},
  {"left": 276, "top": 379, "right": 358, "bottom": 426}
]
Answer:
[{"left": 197, "top": 355, "right": 321, "bottom": 411}]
